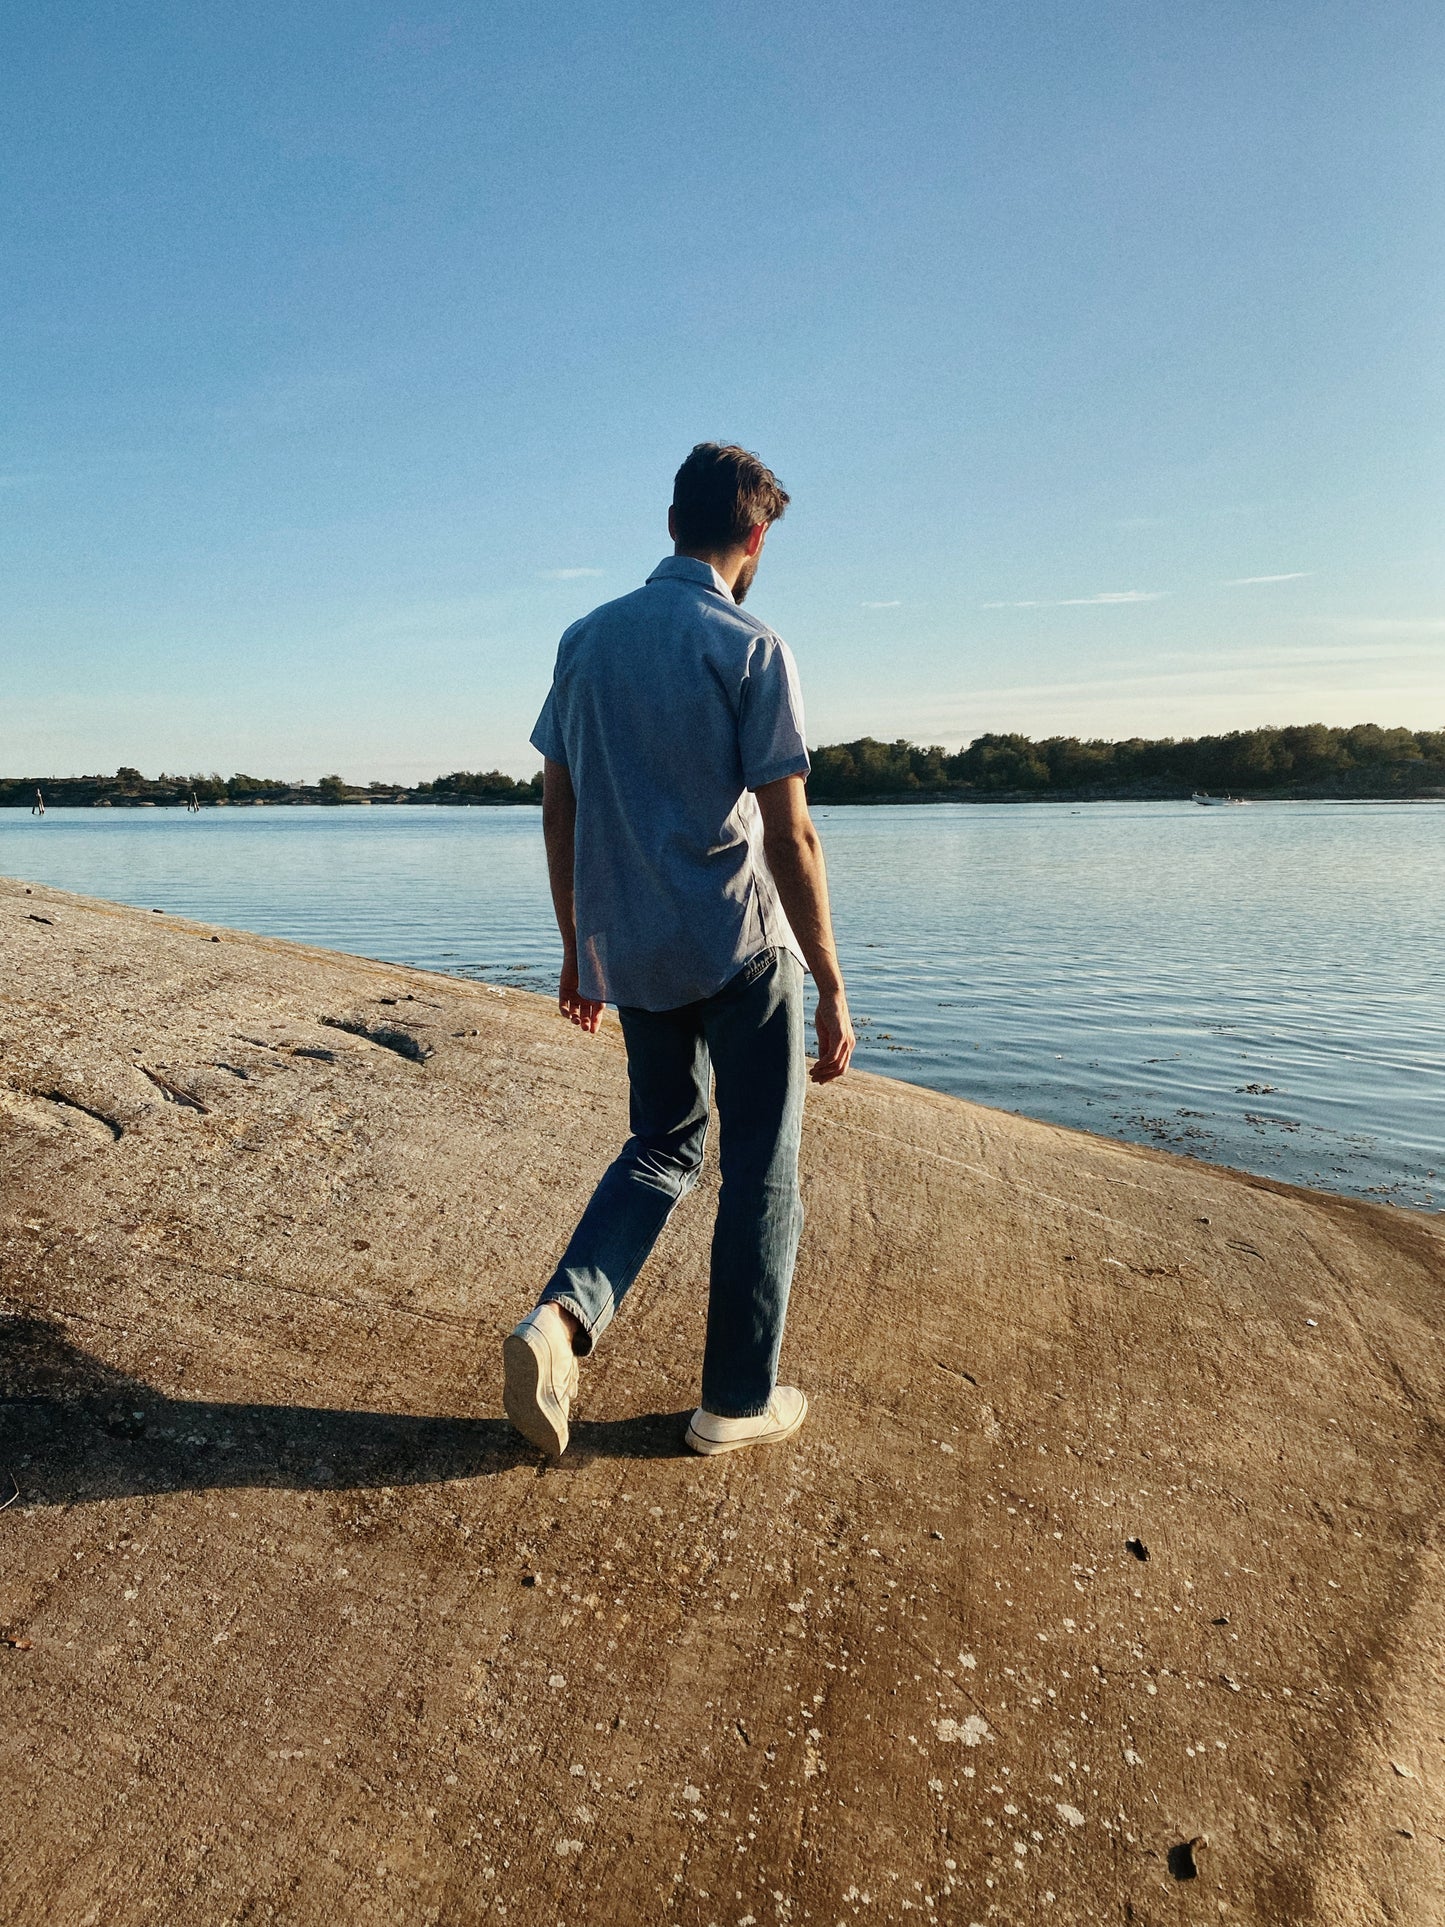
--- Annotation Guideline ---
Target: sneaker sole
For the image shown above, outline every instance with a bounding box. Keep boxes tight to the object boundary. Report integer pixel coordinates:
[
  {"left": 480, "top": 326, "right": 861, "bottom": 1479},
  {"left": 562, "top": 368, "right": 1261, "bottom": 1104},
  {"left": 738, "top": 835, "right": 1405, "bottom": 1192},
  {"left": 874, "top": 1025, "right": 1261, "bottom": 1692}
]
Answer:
[
  {"left": 502, "top": 1332, "right": 569, "bottom": 1456},
  {"left": 684, "top": 1394, "right": 808, "bottom": 1458}
]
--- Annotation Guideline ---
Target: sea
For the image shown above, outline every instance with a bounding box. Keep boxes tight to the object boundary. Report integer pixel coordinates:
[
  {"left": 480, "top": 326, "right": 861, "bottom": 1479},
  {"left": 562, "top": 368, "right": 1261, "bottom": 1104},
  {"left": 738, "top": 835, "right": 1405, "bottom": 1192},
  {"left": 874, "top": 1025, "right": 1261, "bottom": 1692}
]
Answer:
[{"left": 4, "top": 801, "right": 1441, "bottom": 1212}]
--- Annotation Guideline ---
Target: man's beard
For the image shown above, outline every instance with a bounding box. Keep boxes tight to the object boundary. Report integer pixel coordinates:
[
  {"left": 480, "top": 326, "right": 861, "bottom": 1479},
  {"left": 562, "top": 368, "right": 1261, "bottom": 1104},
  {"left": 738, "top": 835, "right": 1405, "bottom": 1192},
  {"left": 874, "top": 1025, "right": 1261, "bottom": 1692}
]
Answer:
[{"left": 732, "top": 554, "right": 759, "bottom": 604}]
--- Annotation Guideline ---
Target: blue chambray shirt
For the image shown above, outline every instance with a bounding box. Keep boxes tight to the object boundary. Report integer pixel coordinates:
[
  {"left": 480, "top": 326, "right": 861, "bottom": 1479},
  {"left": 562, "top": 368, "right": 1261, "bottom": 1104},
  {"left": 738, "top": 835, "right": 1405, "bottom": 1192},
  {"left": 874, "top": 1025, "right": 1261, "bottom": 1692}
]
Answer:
[{"left": 530, "top": 555, "right": 811, "bottom": 1011}]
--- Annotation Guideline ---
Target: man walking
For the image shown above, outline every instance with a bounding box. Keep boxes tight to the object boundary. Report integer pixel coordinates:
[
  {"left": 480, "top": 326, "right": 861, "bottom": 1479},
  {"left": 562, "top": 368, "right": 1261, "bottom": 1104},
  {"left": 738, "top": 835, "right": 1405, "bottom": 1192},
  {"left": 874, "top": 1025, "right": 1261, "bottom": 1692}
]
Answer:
[{"left": 503, "top": 443, "right": 854, "bottom": 1459}]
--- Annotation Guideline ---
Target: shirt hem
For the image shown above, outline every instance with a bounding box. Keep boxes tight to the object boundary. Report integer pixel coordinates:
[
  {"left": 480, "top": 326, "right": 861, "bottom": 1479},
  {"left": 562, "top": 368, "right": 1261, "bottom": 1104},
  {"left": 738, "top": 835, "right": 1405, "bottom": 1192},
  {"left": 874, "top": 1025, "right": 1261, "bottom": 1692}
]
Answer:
[{"left": 595, "top": 938, "right": 807, "bottom": 1014}]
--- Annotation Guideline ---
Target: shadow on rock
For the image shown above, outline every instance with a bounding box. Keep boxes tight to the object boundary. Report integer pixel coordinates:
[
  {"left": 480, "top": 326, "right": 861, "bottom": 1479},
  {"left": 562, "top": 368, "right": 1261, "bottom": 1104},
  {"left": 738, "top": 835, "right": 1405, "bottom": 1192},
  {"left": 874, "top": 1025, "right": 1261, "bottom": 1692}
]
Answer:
[{"left": 0, "top": 1314, "right": 691, "bottom": 1505}]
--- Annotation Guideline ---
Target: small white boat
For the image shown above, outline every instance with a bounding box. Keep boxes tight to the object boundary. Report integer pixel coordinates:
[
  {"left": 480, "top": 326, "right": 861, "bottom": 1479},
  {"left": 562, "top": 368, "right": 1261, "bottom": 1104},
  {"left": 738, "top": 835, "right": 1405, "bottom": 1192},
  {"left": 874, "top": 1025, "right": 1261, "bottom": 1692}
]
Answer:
[{"left": 1192, "top": 791, "right": 1248, "bottom": 807}]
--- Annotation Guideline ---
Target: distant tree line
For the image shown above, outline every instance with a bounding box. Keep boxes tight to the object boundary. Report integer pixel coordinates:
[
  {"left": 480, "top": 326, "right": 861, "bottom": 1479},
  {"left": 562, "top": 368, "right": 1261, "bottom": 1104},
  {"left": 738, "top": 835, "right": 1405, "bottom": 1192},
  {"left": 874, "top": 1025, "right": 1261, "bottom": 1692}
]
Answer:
[
  {"left": 5, "top": 726, "right": 1443, "bottom": 807},
  {"left": 0, "top": 767, "right": 544, "bottom": 808},
  {"left": 804, "top": 724, "right": 1445, "bottom": 801}
]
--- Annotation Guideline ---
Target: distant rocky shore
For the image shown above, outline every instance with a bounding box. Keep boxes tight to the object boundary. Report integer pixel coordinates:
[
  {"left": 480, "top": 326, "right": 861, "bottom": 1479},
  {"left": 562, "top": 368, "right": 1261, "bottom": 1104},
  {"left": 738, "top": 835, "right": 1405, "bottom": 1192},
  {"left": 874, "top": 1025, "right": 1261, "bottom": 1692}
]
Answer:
[{"left": 1, "top": 768, "right": 542, "bottom": 810}]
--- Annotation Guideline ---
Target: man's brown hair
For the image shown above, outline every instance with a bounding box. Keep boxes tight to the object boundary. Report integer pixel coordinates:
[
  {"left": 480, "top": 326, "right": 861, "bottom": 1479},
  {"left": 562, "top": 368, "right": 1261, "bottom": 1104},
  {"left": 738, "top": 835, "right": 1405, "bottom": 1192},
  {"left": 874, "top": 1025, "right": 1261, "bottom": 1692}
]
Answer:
[{"left": 671, "top": 443, "right": 790, "bottom": 552}]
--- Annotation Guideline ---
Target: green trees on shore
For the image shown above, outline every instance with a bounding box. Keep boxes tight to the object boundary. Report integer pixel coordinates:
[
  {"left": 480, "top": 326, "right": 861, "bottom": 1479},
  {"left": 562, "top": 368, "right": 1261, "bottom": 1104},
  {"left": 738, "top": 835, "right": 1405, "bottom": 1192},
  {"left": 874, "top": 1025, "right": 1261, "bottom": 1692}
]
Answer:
[
  {"left": 4, "top": 725, "right": 1443, "bottom": 807},
  {"left": 416, "top": 770, "right": 545, "bottom": 803},
  {"left": 805, "top": 724, "right": 1445, "bottom": 800}
]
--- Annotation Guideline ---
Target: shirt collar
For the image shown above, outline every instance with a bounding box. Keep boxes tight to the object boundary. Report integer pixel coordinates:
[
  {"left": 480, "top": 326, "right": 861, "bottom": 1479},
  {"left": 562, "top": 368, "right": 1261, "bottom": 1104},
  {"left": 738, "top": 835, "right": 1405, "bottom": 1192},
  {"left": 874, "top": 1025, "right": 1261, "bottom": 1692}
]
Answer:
[{"left": 645, "top": 554, "right": 735, "bottom": 602}]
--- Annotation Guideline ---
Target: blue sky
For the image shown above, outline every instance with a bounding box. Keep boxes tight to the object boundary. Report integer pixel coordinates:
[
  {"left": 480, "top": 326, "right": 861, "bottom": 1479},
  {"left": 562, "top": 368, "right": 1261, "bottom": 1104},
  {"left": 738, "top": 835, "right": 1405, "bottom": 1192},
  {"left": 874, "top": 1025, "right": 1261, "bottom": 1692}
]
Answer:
[{"left": 5, "top": 1, "right": 1442, "bottom": 781}]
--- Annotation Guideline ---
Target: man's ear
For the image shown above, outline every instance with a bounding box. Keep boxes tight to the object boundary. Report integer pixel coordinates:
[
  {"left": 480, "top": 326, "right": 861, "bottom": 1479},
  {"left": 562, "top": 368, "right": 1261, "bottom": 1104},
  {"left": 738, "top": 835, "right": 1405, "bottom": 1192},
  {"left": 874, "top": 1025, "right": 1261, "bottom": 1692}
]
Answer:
[
  {"left": 744, "top": 522, "right": 767, "bottom": 558},
  {"left": 667, "top": 505, "right": 677, "bottom": 541}
]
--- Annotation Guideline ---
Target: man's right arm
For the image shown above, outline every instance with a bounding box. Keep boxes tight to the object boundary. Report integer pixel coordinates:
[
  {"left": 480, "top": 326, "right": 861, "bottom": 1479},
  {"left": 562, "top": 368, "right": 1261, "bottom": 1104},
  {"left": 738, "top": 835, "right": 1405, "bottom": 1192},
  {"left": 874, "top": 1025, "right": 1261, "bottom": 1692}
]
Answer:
[
  {"left": 753, "top": 774, "right": 855, "bottom": 1082},
  {"left": 542, "top": 757, "right": 603, "bottom": 1034}
]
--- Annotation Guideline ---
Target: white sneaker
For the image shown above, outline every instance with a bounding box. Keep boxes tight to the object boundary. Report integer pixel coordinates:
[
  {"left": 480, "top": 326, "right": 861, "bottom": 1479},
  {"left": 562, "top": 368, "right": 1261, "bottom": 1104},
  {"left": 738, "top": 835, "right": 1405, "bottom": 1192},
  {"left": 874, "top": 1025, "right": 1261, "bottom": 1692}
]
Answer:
[
  {"left": 502, "top": 1305, "right": 579, "bottom": 1456},
  {"left": 684, "top": 1386, "right": 808, "bottom": 1457}
]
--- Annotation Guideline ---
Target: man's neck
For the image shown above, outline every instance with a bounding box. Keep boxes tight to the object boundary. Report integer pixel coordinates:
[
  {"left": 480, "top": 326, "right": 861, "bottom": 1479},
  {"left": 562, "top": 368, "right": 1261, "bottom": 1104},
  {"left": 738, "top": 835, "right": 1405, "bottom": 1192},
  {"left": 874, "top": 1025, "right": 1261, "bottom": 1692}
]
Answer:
[{"left": 673, "top": 546, "right": 746, "bottom": 595}]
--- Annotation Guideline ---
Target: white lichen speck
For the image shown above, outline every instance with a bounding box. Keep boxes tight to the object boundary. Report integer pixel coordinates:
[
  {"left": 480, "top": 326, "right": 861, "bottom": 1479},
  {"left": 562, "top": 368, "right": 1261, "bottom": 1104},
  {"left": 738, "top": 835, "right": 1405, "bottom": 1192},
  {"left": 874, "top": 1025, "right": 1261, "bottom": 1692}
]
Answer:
[{"left": 936, "top": 1714, "right": 990, "bottom": 1746}]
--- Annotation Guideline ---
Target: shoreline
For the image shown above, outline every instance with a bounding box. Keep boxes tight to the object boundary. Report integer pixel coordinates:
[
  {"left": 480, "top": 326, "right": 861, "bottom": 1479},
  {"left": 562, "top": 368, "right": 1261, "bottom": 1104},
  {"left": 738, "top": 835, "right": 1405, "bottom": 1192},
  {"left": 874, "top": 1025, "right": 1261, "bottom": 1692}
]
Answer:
[
  {"left": 6, "top": 791, "right": 1445, "bottom": 808},
  {"left": 1, "top": 862, "right": 1437, "bottom": 1217}
]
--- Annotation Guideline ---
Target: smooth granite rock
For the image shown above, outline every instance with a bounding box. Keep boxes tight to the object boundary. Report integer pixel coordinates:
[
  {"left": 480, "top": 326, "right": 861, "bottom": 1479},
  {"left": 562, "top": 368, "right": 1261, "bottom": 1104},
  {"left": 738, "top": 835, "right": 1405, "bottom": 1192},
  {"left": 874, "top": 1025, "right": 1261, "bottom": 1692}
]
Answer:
[{"left": 1, "top": 875, "right": 1442, "bottom": 1925}]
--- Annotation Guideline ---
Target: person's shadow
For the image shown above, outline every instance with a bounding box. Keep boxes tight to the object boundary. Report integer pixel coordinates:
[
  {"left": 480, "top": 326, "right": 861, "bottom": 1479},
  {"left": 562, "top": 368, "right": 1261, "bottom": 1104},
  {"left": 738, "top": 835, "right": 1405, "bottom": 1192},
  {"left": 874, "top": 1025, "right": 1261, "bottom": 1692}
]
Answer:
[{"left": 0, "top": 1313, "right": 690, "bottom": 1506}]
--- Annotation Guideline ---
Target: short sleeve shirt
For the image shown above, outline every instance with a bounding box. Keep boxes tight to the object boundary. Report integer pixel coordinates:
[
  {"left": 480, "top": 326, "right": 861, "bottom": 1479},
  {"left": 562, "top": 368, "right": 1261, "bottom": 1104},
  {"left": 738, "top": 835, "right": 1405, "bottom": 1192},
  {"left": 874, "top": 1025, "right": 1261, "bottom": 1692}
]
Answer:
[{"left": 530, "top": 555, "right": 810, "bottom": 1010}]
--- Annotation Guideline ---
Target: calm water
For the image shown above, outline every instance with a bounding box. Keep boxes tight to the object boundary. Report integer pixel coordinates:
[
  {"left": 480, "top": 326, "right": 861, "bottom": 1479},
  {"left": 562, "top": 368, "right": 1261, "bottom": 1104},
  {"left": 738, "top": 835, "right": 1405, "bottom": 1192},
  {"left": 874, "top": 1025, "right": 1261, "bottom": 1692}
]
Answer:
[{"left": 4, "top": 803, "right": 1441, "bottom": 1211}]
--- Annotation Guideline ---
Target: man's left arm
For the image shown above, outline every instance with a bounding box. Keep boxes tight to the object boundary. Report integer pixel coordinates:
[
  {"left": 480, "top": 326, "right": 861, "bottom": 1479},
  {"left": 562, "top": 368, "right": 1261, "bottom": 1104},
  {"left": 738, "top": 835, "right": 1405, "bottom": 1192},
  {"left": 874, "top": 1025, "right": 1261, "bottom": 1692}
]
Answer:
[{"left": 542, "top": 758, "right": 603, "bottom": 1034}]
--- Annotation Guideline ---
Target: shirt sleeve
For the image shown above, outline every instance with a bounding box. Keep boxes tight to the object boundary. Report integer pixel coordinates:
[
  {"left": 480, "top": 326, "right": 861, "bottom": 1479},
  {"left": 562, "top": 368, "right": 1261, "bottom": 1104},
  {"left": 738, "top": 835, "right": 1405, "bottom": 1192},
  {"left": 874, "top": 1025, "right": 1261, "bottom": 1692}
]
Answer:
[
  {"left": 738, "top": 634, "right": 810, "bottom": 791},
  {"left": 529, "top": 684, "right": 567, "bottom": 766}
]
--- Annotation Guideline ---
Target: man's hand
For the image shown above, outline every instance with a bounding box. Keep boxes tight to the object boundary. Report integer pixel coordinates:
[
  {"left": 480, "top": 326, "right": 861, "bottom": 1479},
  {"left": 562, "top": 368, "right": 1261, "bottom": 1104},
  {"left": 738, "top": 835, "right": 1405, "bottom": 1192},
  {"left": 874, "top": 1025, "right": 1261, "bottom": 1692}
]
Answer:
[
  {"left": 811, "top": 988, "right": 855, "bottom": 1083},
  {"left": 559, "top": 952, "right": 603, "bottom": 1034}
]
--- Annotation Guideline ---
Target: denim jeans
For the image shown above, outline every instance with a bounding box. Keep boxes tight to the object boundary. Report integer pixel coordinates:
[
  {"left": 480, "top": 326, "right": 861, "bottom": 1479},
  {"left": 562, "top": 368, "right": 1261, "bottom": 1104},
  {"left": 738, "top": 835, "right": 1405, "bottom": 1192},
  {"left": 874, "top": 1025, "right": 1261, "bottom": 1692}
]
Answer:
[{"left": 538, "top": 948, "right": 805, "bottom": 1418}]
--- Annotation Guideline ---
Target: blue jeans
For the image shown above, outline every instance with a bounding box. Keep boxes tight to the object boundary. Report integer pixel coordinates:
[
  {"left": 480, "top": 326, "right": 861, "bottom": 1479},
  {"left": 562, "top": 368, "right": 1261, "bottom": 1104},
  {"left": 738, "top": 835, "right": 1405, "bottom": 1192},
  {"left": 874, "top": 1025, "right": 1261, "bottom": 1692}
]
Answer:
[{"left": 539, "top": 948, "right": 805, "bottom": 1418}]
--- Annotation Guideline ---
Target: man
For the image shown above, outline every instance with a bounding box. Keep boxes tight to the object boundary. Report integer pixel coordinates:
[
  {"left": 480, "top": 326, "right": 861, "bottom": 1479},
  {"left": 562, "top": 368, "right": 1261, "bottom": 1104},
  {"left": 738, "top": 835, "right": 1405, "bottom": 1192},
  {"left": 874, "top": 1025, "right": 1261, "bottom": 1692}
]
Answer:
[{"left": 503, "top": 443, "right": 854, "bottom": 1460}]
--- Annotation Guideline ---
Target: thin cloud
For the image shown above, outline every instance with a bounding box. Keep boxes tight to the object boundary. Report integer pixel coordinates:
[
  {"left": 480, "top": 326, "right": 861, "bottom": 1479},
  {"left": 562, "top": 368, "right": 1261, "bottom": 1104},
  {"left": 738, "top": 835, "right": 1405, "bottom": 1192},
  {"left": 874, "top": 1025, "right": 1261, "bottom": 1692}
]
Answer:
[
  {"left": 840, "top": 648, "right": 1445, "bottom": 746},
  {"left": 1328, "top": 617, "right": 1445, "bottom": 637},
  {"left": 862, "top": 599, "right": 902, "bottom": 609},
  {"left": 538, "top": 567, "right": 605, "bottom": 581},
  {"left": 982, "top": 590, "right": 1166, "bottom": 609},
  {"left": 1058, "top": 590, "right": 1167, "bottom": 606},
  {"left": 1222, "top": 572, "right": 1311, "bottom": 586}
]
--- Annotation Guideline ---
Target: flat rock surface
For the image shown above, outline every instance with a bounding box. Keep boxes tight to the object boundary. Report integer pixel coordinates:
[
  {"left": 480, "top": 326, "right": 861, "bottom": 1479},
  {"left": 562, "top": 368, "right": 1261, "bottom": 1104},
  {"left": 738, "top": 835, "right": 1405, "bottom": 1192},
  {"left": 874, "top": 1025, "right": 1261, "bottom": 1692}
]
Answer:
[{"left": 2, "top": 875, "right": 1443, "bottom": 1926}]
